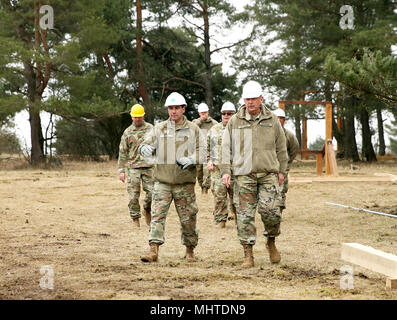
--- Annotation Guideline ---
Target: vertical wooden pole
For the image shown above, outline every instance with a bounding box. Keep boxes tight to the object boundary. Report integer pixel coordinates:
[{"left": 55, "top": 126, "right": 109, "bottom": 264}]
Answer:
[{"left": 316, "top": 153, "right": 323, "bottom": 175}]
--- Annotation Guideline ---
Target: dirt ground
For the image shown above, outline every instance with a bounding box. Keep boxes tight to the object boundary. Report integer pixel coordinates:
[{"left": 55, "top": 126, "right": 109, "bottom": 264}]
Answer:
[{"left": 1, "top": 156, "right": 397, "bottom": 300}]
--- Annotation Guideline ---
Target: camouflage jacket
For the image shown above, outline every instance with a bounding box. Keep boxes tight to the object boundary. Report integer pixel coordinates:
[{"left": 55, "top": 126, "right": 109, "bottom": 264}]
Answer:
[
  {"left": 220, "top": 104, "right": 288, "bottom": 177},
  {"left": 118, "top": 121, "right": 154, "bottom": 173},
  {"left": 142, "top": 116, "right": 206, "bottom": 185},
  {"left": 192, "top": 117, "right": 218, "bottom": 136},
  {"left": 284, "top": 128, "right": 299, "bottom": 169},
  {"left": 207, "top": 122, "right": 226, "bottom": 166}
]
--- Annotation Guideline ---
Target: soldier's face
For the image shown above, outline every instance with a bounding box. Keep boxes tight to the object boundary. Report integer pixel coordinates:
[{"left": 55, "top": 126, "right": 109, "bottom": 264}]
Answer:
[
  {"left": 221, "top": 111, "right": 234, "bottom": 125},
  {"left": 278, "top": 116, "right": 285, "bottom": 127},
  {"left": 168, "top": 105, "right": 185, "bottom": 124},
  {"left": 199, "top": 112, "right": 209, "bottom": 121},
  {"left": 132, "top": 116, "right": 144, "bottom": 127},
  {"left": 244, "top": 96, "right": 263, "bottom": 115}
]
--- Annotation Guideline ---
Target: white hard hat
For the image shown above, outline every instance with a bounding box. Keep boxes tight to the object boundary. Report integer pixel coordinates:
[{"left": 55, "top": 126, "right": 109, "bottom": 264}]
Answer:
[
  {"left": 242, "top": 80, "right": 263, "bottom": 99},
  {"left": 197, "top": 102, "right": 209, "bottom": 113},
  {"left": 273, "top": 108, "right": 286, "bottom": 118},
  {"left": 221, "top": 101, "right": 236, "bottom": 112},
  {"left": 165, "top": 92, "right": 187, "bottom": 107}
]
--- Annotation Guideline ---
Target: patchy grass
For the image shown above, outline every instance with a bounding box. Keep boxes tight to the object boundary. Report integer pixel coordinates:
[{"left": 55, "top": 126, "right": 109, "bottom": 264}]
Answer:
[{"left": 0, "top": 158, "right": 397, "bottom": 299}]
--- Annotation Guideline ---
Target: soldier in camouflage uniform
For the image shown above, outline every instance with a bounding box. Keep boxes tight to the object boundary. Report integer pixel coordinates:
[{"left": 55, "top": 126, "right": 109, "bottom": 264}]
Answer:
[
  {"left": 273, "top": 108, "right": 299, "bottom": 212},
  {"left": 193, "top": 103, "right": 218, "bottom": 194},
  {"left": 118, "top": 104, "right": 154, "bottom": 228},
  {"left": 207, "top": 101, "right": 236, "bottom": 228},
  {"left": 221, "top": 81, "right": 288, "bottom": 268},
  {"left": 139, "top": 92, "right": 205, "bottom": 263}
]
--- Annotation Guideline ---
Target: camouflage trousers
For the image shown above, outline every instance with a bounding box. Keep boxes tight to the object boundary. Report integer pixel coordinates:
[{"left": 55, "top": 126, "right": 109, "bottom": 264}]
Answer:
[
  {"left": 149, "top": 181, "right": 199, "bottom": 248},
  {"left": 276, "top": 170, "right": 289, "bottom": 209},
  {"left": 126, "top": 167, "right": 153, "bottom": 219},
  {"left": 197, "top": 164, "right": 211, "bottom": 189},
  {"left": 211, "top": 168, "right": 236, "bottom": 224},
  {"left": 234, "top": 172, "right": 282, "bottom": 245}
]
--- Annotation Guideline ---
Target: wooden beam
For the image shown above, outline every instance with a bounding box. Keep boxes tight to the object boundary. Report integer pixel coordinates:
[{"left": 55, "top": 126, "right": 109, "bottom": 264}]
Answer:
[
  {"left": 341, "top": 243, "right": 397, "bottom": 278},
  {"left": 279, "top": 100, "right": 332, "bottom": 105},
  {"left": 298, "top": 150, "right": 323, "bottom": 154}
]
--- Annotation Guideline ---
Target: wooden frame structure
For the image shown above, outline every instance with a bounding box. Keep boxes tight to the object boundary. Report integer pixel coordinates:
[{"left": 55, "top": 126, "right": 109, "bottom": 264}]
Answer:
[{"left": 278, "top": 100, "right": 338, "bottom": 175}]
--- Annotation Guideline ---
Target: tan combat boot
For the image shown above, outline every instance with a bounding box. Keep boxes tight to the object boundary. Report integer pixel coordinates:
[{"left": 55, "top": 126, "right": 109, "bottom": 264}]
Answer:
[
  {"left": 266, "top": 237, "right": 281, "bottom": 263},
  {"left": 241, "top": 244, "right": 254, "bottom": 268},
  {"left": 218, "top": 221, "right": 226, "bottom": 228},
  {"left": 185, "top": 246, "right": 196, "bottom": 262},
  {"left": 141, "top": 243, "right": 159, "bottom": 262},
  {"left": 143, "top": 209, "right": 151, "bottom": 226},
  {"left": 133, "top": 218, "right": 140, "bottom": 228}
]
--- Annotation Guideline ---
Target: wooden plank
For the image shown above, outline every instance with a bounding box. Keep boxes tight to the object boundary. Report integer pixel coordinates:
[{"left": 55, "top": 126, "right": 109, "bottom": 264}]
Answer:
[
  {"left": 279, "top": 100, "right": 331, "bottom": 105},
  {"left": 386, "top": 278, "right": 397, "bottom": 290},
  {"left": 316, "top": 153, "right": 323, "bottom": 175},
  {"left": 341, "top": 243, "right": 397, "bottom": 278},
  {"left": 325, "top": 103, "right": 332, "bottom": 141},
  {"left": 298, "top": 150, "right": 323, "bottom": 154}
]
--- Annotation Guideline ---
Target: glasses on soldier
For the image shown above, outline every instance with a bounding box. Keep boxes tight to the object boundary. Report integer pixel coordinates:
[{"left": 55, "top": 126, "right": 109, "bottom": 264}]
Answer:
[{"left": 222, "top": 112, "right": 234, "bottom": 116}]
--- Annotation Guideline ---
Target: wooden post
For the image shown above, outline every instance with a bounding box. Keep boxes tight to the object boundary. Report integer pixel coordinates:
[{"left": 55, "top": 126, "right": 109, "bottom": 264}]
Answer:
[{"left": 316, "top": 153, "right": 323, "bottom": 175}]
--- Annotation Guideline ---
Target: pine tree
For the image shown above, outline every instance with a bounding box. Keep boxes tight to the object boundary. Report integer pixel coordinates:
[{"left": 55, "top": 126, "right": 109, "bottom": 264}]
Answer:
[
  {"left": 234, "top": 0, "right": 396, "bottom": 161},
  {"left": 0, "top": 0, "right": 124, "bottom": 164}
]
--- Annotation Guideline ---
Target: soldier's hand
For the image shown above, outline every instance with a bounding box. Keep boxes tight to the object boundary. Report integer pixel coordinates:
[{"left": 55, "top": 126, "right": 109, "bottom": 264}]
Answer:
[
  {"left": 176, "top": 157, "right": 195, "bottom": 170},
  {"left": 140, "top": 144, "right": 155, "bottom": 157},
  {"left": 119, "top": 172, "right": 126, "bottom": 183},
  {"left": 278, "top": 172, "right": 285, "bottom": 186},
  {"left": 222, "top": 174, "right": 231, "bottom": 188},
  {"left": 207, "top": 162, "right": 214, "bottom": 171}
]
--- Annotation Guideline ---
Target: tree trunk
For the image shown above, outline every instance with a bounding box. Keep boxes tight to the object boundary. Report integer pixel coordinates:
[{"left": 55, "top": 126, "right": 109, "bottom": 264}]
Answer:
[
  {"left": 202, "top": 2, "right": 214, "bottom": 111},
  {"left": 26, "top": 0, "right": 45, "bottom": 165},
  {"left": 332, "top": 117, "right": 344, "bottom": 158},
  {"left": 343, "top": 97, "right": 360, "bottom": 162},
  {"left": 294, "top": 105, "right": 302, "bottom": 149},
  {"left": 376, "top": 106, "right": 386, "bottom": 156},
  {"left": 332, "top": 103, "right": 344, "bottom": 158},
  {"left": 136, "top": 0, "right": 152, "bottom": 115},
  {"left": 360, "top": 106, "right": 377, "bottom": 162},
  {"left": 29, "top": 109, "right": 45, "bottom": 165}
]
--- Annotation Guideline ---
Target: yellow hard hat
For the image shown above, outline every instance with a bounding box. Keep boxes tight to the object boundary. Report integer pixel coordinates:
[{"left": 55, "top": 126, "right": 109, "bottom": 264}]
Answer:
[{"left": 130, "top": 104, "right": 145, "bottom": 117}]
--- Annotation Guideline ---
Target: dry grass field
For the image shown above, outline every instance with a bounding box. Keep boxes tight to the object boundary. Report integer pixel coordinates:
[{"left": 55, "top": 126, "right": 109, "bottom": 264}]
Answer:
[{"left": 1, "top": 155, "right": 397, "bottom": 300}]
